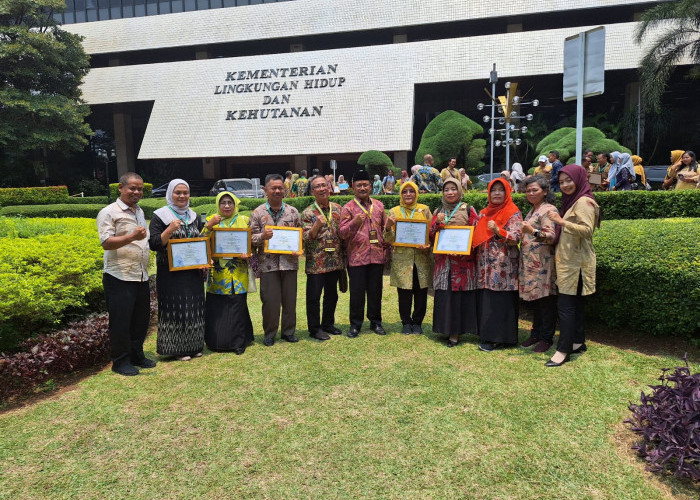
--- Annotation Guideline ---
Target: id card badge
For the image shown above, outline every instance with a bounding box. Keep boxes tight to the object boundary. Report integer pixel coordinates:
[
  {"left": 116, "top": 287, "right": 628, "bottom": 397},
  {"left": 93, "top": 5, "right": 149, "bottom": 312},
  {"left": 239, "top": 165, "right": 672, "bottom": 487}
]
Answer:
[
  {"left": 369, "top": 229, "right": 379, "bottom": 244},
  {"left": 324, "top": 237, "right": 336, "bottom": 252}
]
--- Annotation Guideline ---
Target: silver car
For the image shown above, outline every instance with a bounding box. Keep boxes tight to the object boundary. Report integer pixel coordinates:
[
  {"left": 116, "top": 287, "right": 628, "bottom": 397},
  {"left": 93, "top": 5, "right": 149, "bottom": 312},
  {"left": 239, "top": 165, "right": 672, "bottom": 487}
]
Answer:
[{"left": 209, "top": 178, "right": 263, "bottom": 198}]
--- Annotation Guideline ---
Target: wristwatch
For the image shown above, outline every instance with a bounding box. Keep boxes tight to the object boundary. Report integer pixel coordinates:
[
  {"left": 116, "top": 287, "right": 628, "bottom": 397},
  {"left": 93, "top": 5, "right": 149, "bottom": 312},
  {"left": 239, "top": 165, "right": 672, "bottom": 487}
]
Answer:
[{"left": 533, "top": 229, "right": 541, "bottom": 239}]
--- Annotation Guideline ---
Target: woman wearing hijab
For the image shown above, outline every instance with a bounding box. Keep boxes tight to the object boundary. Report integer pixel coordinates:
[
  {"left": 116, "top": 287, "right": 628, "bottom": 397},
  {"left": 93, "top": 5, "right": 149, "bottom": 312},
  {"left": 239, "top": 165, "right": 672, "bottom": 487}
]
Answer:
[
  {"left": 607, "top": 151, "right": 622, "bottom": 190},
  {"left": 384, "top": 181, "right": 433, "bottom": 334},
  {"left": 149, "top": 179, "right": 208, "bottom": 361},
  {"left": 290, "top": 173, "right": 300, "bottom": 197},
  {"left": 201, "top": 192, "right": 254, "bottom": 354},
  {"left": 519, "top": 176, "right": 558, "bottom": 353},
  {"left": 459, "top": 168, "right": 472, "bottom": 191},
  {"left": 631, "top": 155, "right": 647, "bottom": 189},
  {"left": 674, "top": 150, "right": 699, "bottom": 190},
  {"left": 400, "top": 170, "right": 410, "bottom": 187},
  {"left": 545, "top": 165, "right": 600, "bottom": 367},
  {"left": 612, "top": 153, "right": 634, "bottom": 191},
  {"left": 372, "top": 174, "right": 382, "bottom": 195},
  {"left": 510, "top": 163, "right": 526, "bottom": 193},
  {"left": 474, "top": 178, "right": 523, "bottom": 352},
  {"left": 662, "top": 150, "right": 685, "bottom": 190},
  {"left": 429, "top": 178, "right": 480, "bottom": 347}
]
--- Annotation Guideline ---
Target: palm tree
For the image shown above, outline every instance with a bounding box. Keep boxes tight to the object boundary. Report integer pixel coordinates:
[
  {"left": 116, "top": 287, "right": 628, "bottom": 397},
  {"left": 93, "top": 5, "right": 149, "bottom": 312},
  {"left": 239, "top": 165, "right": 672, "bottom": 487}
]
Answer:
[{"left": 636, "top": 0, "right": 700, "bottom": 113}]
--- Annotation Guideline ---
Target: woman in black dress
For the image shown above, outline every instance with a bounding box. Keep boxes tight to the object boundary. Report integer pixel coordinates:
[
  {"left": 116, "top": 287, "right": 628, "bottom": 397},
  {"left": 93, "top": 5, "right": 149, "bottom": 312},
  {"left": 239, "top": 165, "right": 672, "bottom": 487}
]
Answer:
[{"left": 149, "top": 179, "right": 206, "bottom": 361}]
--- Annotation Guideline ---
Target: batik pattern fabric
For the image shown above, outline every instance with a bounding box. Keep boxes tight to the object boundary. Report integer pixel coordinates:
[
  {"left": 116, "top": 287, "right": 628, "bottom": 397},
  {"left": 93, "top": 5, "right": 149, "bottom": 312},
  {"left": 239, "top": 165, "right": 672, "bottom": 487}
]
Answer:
[
  {"left": 476, "top": 212, "right": 523, "bottom": 292},
  {"left": 519, "top": 203, "right": 557, "bottom": 301},
  {"left": 430, "top": 204, "right": 480, "bottom": 291},
  {"left": 301, "top": 202, "right": 345, "bottom": 274}
]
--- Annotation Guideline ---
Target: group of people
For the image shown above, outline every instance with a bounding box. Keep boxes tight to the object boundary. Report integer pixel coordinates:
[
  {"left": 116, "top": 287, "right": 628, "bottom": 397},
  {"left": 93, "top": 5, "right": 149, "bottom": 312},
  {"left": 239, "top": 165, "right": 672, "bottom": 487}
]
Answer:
[
  {"left": 526, "top": 149, "right": 698, "bottom": 193},
  {"left": 99, "top": 161, "right": 599, "bottom": 376}
]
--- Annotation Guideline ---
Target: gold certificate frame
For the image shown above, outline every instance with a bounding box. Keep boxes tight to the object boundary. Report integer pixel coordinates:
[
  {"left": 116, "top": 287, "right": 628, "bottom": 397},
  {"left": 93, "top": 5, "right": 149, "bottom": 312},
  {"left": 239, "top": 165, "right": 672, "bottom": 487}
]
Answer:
[
  {"left": 264, "top": 226, "right": 303, "bottom": 255},
  {"left": 393, "top": 218, "right": 430, "bottom": 248},
  {"left": 433, "top": 225, "right": 475, "bottom": 255},
  {"left": 167, "top": 237, "right": 211, "bottom": 271},
  {"left": 211, "top": 227, "right": 251, "bottom": 258}
]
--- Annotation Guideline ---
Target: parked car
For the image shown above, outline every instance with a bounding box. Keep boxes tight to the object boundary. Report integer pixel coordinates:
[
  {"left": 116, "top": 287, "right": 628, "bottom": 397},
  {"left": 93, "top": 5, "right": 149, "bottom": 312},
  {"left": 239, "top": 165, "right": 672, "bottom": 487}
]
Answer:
[
  {"left": 151, "top": 183, "right": 169, "bottom": 197},
  {"left": 644, "top": 166, "right": 668, "bottom": 190},
  {"left": 209, "top": 178, "right": 264, "bottom": 198},
  {"left": 477, "top": 172, "right": 501, "bottom": 184}
]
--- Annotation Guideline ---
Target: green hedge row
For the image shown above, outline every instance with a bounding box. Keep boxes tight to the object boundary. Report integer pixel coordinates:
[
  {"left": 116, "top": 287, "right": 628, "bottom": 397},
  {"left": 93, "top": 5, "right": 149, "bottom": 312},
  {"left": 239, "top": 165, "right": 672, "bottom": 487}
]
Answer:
[
  {"left": 0, "top": 204, "right": 106, "bottom": 218},
  {"left": 591, "top": 218, "right": 699, "bottom": 337},
  {"left": 108, "top": 183, "right": 153, "bottom": 199},
  {"left": 64, "top": 196, "right": 108, "bottom": 204},
  {"left": 0, "top": 218, "right": 105, "bottom": 351},
  {"left": 0, "top": 186, "right": 69, "bottom": 206}
]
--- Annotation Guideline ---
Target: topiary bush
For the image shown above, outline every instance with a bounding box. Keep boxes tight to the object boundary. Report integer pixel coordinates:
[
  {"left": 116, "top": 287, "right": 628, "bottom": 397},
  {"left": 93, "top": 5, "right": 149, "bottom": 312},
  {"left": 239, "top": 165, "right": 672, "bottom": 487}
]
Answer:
[
  {"left": 357, "top": 150, "right": 394, "bottom": 178},
  {"left": 415, "top": 110, "right": 486, "bottom": 174},
  {"left": 625, "top": 360, "right": 700, "bottom": 481},
  {"left": 591, "top": 218, "right": 699, "bottom": 337},
  {"left": 534, "top": 127, "right": 631, "bottom": 166},
  {"left": 0, "top": 186, "right": 69, "bottom": 206}
]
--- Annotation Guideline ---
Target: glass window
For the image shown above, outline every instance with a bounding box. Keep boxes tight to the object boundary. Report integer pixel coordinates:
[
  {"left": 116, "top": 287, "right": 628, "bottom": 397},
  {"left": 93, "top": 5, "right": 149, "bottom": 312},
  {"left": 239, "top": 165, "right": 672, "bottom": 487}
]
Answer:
[
  {"left": 171, "top": 0, "right": 183, "bottom": 12},
  {"left": 122, "top": 0, "right": 135, "bottom": 17},
  {"left": 146, "top": 0, "right": 159, "bottom": 15},
  {"left": 237, "top": 0, "right": 249, "bottom": 5},
  {"left": 158, "top": 0, "right": 171, "bottom": 13},
  {"left": 197, "top": 0, "right": 211, "bottom": 8},
  {"left": 208, "top": 0, "right": 222, "bottom": 7},
  {"left": 134, "top": 0, "right": 145, "bottom": 16},
  {"left": 184, "top": 0, "right": 196, "bottom": 10},
  {"left": 222, "top": 0, "right": 235, "bottom": 6}
]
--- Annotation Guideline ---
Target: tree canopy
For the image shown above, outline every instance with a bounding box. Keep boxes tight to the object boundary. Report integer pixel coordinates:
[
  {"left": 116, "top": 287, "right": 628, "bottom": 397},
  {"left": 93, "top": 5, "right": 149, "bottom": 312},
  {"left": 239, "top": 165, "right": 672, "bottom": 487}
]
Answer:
[
  {"left": 636, "top": 0, "right": 700, "bottom": 113},
  {"left": 357, "top": 150, "right": 394, "bottom": 177},
  {"left": 0, "top": 0, "right": 92, "bottom": 169},
  {"left": 415, "top": 110, "right": 486, "bottom": 174}
]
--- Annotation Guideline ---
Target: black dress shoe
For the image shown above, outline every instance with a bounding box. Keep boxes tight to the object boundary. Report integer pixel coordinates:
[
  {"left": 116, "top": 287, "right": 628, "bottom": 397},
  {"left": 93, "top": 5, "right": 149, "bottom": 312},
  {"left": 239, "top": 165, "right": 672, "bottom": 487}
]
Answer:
[
  {"left": 370, "top": 324, "right": 387, "bottom": 335},
  {"left": 412, "top": 324, "right": 424, "bottom": 335},
  {"left": 545, "top": 354, "right": 570, "bottom": 367},
  {"left": 446, "top": 339, "right": 458, "bottom": 348},
  {"left": 233, "top": 347, "right": 246, "bottom": 355},
  {"left": 322, "top": 326, "right": 343, "bottom": 335},
  {"left": 572, "top": 343, "right": 587, "bottom": 354},
  {"left": 346, "top": 328, "right": 360, "bottom": 338},
  {"left": 131, "top": 357, "right": 157, "bottom": 369},
  {"left": 401, "top": 324, "right": 412, "bottom": 335},
  {"left": 281, "top": 334, "right": 299, "bottom": 343},
  {"left": 310, "top": 331, "right": 330, "bottom": 341},
  {"left": 263, "top": 337, "right": 275, "bottom": 347},
  {"left": 112, "top": 362, "right": 139, "bottom": 376}
]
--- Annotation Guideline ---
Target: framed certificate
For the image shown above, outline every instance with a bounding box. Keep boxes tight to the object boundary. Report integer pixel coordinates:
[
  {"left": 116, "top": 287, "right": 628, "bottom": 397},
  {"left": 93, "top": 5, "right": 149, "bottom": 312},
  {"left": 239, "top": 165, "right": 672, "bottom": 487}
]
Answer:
[
  {"left": 264, "top": 226, "right": 303, "bottom": 254},
  {"left": 433, "top": 226, "right": 475, "bottom": 255},
  {"left": 211, "top": 227, "right": 251, "bottom": 258},
  {"left": 168, "top": 237, "right": 211, "bottom": 271},
  {"left": 393, "top": 219, "right": 429, "bottom": 248},
  {"left": 589, "top": 173, "right": 602, "bottom": 185}
]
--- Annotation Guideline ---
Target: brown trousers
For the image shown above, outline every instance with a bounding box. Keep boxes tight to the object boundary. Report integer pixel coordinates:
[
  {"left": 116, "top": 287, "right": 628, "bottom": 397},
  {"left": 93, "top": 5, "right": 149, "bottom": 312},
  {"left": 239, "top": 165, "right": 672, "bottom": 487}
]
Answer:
[{"left": 260, "top": 270, "right": 298, "bottom": 340}]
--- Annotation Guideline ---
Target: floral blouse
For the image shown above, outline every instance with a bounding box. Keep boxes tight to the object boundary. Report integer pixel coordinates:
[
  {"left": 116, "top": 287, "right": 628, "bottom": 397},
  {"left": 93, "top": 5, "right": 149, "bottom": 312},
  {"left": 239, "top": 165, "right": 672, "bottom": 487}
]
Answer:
[
  {"left": 430, "top": 203, "right": 480, "bottom": 291},
  {"left": 202, "top": 214, "right": 250, "bottom": 295},
  {"left": 301, "top": 202, "right": 345, "bottom": 275},
  {"left": 476, "top": 212, "right": 523, "bottom": 291},
  {"left": 519, "top": 203, "right": 557, "bottom": 301},
  {"left": 383, "top": 204, "right": 434, "bottom": 289}
]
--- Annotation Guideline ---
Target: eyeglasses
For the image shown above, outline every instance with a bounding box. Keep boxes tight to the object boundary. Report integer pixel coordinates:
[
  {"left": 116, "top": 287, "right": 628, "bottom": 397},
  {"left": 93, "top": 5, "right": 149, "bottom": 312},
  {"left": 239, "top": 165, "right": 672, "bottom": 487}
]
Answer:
[{"left": 219, "top": 201, "right": 235, "bottom": 206}]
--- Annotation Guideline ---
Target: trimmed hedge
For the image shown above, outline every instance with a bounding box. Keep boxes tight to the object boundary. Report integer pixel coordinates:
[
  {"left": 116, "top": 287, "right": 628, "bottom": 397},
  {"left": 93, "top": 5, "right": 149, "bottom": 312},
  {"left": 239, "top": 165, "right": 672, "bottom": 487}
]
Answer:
[
  {"left": 108, "top": 182, "right": 153, "bottom": 199},
  {"left": 592, "top": 218, "right": 700, "bottom": 337},
  {"left": 0, "top": 186, "right": 69, "bottom": 206},
  {"left": 64, "top": 196, "right": 108, "bottom": 204},
  {"left": 0, "top": 218, "right": 105, "bottom": 351},
  {"left": 0, "top": 204, "right": 106, "bottom": 218}
]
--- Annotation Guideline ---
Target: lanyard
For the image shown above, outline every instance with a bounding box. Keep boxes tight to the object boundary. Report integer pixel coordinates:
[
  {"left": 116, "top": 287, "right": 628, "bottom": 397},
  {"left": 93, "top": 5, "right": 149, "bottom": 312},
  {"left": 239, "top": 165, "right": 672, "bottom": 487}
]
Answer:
[
  {"left": 400, "top": 206, "right": 416, "bottom": 219},
  {"left": 444, "top": 202, "right": 463, "bottom": 224},
  {"left": 314, "top": 202, "right": 333, "bottom": 228},
  {"left": 266, "top": 202, "right": 285, "bottom": 224},
  {"left": 218, "top": 215, "right": 239, "bottom": 228},
  {"left": 168, "top": 206, "right": 191, "bottom": 237},
  {"left": 353, "top": 198, "right": 374, "bottom": 218}
]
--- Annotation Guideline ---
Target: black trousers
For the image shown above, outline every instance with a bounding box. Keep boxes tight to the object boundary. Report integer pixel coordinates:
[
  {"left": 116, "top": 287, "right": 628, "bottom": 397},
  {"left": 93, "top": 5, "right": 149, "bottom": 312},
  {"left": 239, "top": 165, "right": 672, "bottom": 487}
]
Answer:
[
  {"left": 397, "top": 265, "right": 428, "bottom": 325},
  {"left": 530, "top": 294, "right": 557, "bottom": 343},
  {"left": 556, "top": 274, "right": 585, "bottom": 353},
  {"left": 306, "top": 270, "right": 340, "bottom": 333},
  {"left": 102, "top": 273, "right": 150, "bottom": 363},
  {"left": 347, "top": 264, "right": 384, "bottom": 329}
]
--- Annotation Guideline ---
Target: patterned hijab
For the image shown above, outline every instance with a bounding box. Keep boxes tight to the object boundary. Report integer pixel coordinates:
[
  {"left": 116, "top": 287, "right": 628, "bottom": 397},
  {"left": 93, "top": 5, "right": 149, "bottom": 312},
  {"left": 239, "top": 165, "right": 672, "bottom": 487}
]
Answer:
[{"left": 472, "top": 178, "right": 520, "bottom": 248}]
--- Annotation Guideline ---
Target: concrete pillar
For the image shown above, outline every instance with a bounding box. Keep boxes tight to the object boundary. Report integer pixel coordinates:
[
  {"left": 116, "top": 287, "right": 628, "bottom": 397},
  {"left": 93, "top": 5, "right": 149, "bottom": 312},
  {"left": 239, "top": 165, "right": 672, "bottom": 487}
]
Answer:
[
  {"left": 625, "top": 81, "right": 643, "bottom": 153},
  {"left": 113, "top": 104, "right": 135, "bottom": 177},
  {"left": 195, "top": 48, "right": 210, "bottom": 60},
  {"left": 507, "top": 23, "right": 523, "bottom": 33},
  {"left": 202, "top": 158, "right": 216, "bottom": 179},
  {"left": 293, "top": 155, "right": 308, "bottom": 174},
  {"left": 393, "top": 34, "right": 407, "bottom": 44},
  {"left": 393, "top": 151, "right": 408, "bottom": 170}
]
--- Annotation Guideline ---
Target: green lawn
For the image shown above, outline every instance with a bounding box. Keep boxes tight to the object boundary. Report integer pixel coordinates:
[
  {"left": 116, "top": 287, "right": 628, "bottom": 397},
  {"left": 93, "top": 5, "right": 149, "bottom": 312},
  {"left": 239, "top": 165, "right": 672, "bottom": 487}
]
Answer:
[{"left": 0, "top": 270, "right": 697, "bottom": 499}]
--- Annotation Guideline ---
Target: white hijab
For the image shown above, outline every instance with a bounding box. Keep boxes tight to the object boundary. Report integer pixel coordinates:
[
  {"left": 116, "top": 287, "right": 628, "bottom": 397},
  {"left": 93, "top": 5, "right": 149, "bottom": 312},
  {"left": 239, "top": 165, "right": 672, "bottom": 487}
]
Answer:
[
  {"left": 153, "top": 179, "right": 198, "bottom": 225},
  {"left": 608, "top": 151, "right": 622, "bottom": 180},
  {"left": 511, "top": 163, "right": 526, "bottom": 183}
]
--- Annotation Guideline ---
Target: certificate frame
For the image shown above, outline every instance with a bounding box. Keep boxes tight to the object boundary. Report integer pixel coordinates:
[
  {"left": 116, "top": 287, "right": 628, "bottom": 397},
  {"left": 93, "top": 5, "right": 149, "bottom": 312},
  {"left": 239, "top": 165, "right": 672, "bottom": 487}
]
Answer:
[
  {"left": 264, "top": 226, "right": 303, "bottom": 255},
  {"left": 167, "top": 237, "right": 211, "bottom": 271},
  {"left": 588, "top": 173, "right": 602, "bottom": 185},
  {"left": 211, "top": 227, "right": 251, "bottom": 258},
  {"left": 393, "top": 218, "right": 429, "bottom": 248},
  {"left": 433, "top": 226, "right": 475, "bottom": 256}
]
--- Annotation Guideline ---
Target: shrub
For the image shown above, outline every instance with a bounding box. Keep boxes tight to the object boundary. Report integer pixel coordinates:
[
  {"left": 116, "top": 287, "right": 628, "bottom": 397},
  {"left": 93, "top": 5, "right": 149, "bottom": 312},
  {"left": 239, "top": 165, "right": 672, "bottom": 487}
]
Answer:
[
  {"left": 592, "top": 218, "right": 700, "bottom": 337},
  {"left": 0, "top": 204, "right": 105, "bottom": 218},
  {"left": 534, "top": 127, "right": 630, "bottom": 166},
  {"left": 415, "top": 110, "right": 486, "bottom": 174},
  {"left": 0, "top": 186, "right": 69, "bottom": 206},
  {"left": 0, "top": 223, "right": 105, "bottom": 351},
  {"left": 625, "top": 361, "right": 700, "bottom": 481},
  {"left": 357, "top": 150, "right": 394, "bottom": 178},
  {"left": 108, "top": 182, "right": 153, "bottom": 200},
  {"left": 64, "top": 196, "right": 108, "bottom": 205}
]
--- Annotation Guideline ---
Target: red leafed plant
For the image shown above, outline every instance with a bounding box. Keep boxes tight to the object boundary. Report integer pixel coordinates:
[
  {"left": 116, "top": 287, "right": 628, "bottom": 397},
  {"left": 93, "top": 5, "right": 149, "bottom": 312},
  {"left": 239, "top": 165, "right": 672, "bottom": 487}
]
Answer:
[{"left": 625, "top": 359, "right": 700, "bottom": 481}]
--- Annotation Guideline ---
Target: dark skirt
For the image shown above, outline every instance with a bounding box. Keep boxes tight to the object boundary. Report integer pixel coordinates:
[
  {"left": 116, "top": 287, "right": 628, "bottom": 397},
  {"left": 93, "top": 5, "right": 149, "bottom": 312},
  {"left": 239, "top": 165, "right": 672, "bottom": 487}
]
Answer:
[
  {"left": 432, "top": 289, "right": 478, "bottom": 336},
  {"left": 477, "top": 289, "right": 519, "bottom": 344},
  {"left": 156, "top": 265, "right": 206, "bottom": 356},
  {"left": 205, "top": 292, "right": 254, "bottom": 351}
]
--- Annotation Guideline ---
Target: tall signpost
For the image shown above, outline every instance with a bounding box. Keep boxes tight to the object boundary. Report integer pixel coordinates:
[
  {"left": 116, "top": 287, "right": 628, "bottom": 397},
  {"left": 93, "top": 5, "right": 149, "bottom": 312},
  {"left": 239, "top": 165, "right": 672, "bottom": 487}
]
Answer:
[{"left": 563, "top": 26, "right": 606, "bottom": 163}]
